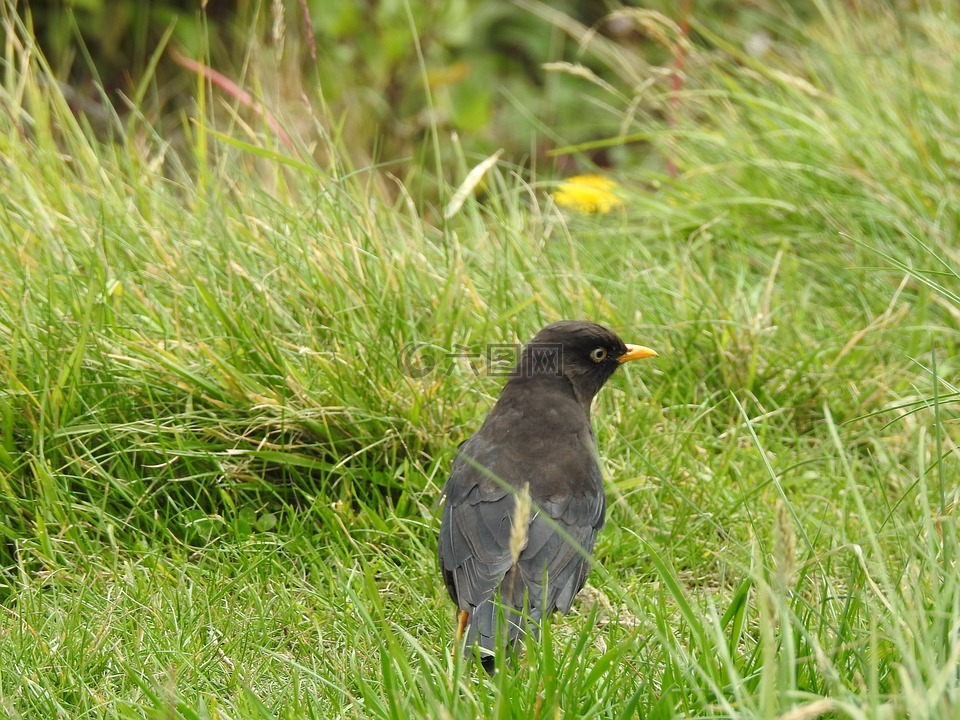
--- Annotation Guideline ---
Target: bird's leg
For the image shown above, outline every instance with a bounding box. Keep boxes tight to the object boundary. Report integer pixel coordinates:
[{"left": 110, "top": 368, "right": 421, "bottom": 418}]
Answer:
[{"left": 451, "top": 610, "right": 469, "bottom": 664}]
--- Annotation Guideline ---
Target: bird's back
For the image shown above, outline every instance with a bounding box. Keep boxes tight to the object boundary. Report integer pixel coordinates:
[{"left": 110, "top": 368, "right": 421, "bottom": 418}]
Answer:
[{"left": 438, "top": 373, "right": 606, "bottom": 665}]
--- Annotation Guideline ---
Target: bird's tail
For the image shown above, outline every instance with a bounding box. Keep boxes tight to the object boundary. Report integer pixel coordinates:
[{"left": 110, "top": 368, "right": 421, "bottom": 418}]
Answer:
[{"left": 464, "top": 567, "right": 540, "bottom": 673}]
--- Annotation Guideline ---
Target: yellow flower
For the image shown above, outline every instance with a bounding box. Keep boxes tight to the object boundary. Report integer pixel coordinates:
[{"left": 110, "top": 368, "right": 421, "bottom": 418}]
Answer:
[{"left": 553, "top": 174, "right": 624, "bottom": 213}]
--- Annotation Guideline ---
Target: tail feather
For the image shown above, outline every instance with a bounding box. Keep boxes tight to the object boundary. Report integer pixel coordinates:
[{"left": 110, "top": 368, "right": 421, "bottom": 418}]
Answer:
[{"left": 464, "top": 567, "right": 545, "bottom": 673}]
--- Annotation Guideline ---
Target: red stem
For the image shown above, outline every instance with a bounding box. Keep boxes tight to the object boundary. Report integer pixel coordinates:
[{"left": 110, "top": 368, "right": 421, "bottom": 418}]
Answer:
[{"left": 170, "top": 48, "right": 296, "bottom": 153}]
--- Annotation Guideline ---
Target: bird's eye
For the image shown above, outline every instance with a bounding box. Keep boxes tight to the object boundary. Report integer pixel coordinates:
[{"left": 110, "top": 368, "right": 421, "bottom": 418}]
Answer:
[{"left": 589, "top": 347, "right": 608, "bottom": 363}]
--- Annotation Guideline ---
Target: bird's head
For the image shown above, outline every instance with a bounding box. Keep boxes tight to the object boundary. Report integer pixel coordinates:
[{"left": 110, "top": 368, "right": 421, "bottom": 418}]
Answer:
[{"left": 514, "top": 320, "right": 657, "bottom": 405}]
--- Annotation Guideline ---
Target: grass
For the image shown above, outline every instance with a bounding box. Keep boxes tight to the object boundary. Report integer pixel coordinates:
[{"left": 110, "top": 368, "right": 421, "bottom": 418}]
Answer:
[{"left": 1, "top": 1, "right": 959, "bottom": 718}]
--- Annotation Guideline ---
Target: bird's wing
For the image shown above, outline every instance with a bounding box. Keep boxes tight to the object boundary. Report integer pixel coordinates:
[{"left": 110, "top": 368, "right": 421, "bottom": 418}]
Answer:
[
  {"left": 514, "top": 510, "right": 600, "bottom": 616},
  {"left": 439, "top": 458, "right": 516, "bottom": 609},
  {"left": 521, "top": 448, "right": 606, "bottom": 615},
  {"left": 438, "top": 449, "right": 605, "bottom": 614}
]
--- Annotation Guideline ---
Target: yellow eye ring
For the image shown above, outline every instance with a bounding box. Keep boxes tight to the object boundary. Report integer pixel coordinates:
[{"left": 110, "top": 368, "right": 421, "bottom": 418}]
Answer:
[{"left": 590, "top": 347, "right": 608, "bottom": 363}]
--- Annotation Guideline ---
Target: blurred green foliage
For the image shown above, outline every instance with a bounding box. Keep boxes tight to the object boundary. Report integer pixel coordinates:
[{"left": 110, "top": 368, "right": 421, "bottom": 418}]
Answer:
[
  {"left": 23, "top": 0, "right": 819, "bottom": 183},
  {"left": 28, "top": 0, "right": 214, "bottom": 80}
]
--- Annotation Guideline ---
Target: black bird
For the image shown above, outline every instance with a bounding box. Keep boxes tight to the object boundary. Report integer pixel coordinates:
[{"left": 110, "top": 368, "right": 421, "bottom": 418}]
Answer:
[{"left": 438, "top": 320, "right": 656, "bottom": 672}]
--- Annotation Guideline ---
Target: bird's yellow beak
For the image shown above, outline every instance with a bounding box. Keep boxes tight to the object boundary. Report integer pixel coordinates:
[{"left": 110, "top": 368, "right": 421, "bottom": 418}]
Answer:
[{"left": 619, "top": 344, "right": 658, "bottom": 363}]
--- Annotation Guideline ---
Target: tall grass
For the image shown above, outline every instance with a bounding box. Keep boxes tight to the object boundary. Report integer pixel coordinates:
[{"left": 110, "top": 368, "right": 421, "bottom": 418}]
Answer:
[{"left": 0, "top": 1, "right": 958, "bottom": 718}]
